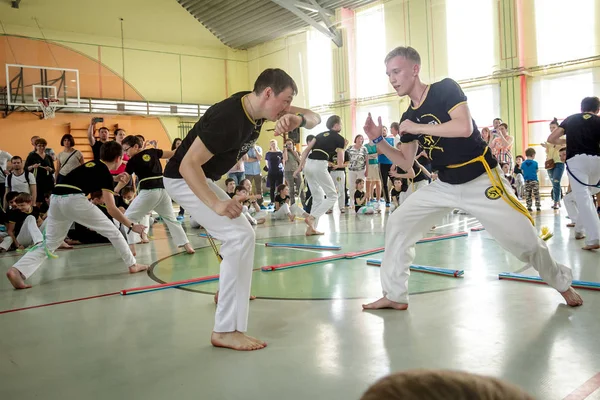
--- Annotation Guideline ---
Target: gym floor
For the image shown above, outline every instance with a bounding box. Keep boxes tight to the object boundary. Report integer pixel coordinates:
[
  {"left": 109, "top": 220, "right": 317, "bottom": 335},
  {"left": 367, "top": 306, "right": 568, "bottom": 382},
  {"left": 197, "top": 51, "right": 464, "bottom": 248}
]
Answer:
[{"left": 0, "top": 206, "right": 599, "bottom": 400}]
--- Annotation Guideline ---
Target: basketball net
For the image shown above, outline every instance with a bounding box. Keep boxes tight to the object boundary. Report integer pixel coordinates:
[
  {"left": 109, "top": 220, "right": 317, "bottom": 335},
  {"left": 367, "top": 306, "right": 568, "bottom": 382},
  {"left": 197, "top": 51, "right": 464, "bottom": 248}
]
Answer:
[{"left": 37, "top": 98, "right": 59, "bottom": 119}]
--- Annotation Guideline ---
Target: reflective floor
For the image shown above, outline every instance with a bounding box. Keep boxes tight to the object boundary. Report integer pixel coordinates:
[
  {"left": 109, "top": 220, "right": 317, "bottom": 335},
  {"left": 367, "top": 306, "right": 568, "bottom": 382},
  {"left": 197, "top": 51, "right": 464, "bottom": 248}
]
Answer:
[{"left": 1, "top": 204, "right": 599, "bottom": 400}]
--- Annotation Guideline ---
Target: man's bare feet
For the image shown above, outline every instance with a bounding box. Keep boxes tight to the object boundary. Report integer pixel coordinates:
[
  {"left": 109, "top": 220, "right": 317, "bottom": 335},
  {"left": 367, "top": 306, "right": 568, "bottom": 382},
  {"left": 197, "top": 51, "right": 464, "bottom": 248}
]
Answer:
[
  {"left": 362, "top": 296, "right": 408, "bottom": 310},
  {"left": 582, "top": 244, "right": 600, "bottom": 251},
  {"left": 183, "top": 243, "right": 195, "bottom": 254},
  {"left": 288, "top": 214, "right": 296, "bottom": 222},
  {"left": 305, "top": 227, "right": 324, "bottom": 236},
  {"left": 58, "top": 241, "right": 73, "bottom": 249},
  {"left": 566, "top": 223, "right": 576, "bottom": 227},
  {"left": 210, "top": 331, "right": 266, "bottom": 351},
  {"left": 128, "top": 264, "right": 148, "bottom": 273},
  {"left": 129, "top": 244, "right": 136, "bottom": 257},
  {"left": 6, "top": 267, "right": 31, "bottom": 289},
  {"left": 575, "top": 233, "right": 586, "bottom": 240},
  {"left": 560, "top": 287, "right": 583, "bottom": 307},
  {"left": 213, "top": 290, "right": 255, "bottom": 304}
]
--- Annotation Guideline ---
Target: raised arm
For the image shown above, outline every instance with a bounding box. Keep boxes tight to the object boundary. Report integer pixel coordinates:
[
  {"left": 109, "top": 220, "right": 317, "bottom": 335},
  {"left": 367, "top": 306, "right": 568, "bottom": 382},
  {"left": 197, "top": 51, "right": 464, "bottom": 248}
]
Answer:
[
  {"left": 87, "top": 118, "right": 96, "bottom": 146},
  {"left": 294, "top": 138, "right": 316, "bottom": 177},
  {"left": 363, "top": 114, "right": 418, "bottom": 172}
]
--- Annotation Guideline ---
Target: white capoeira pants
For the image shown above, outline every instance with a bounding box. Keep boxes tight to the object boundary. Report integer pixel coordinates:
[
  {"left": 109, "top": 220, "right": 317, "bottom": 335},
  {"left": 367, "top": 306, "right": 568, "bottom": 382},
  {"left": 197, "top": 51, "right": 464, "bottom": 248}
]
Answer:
[
  {"left": 566, "top": 154, "right": 600, "bottom": 246},
  {"left": 272, "top": 203, "right": 291, "bottom": 220},
  {"left": 164, "top": 177, "right": 255, "bottom": 333},
  {"left": 13, "top": 194, "right": 136, "bottom": 279},
  {"left": 124, "top": 188, "right": 189, "bottom": 246},
  {"left": 329, "top": 170, "right": 346, "bottom": 211},
  {"left": 303, "top": 159, "right": 337, "bottom": 227},
  {"left": 380, "top": 167, "right": 573, "bottom": 304},
  {"left": 348, "top": 169, "right": 366, "bottom": 206},
  {"left": 0, "top": 215, "right": 43, "bottom": 251},
  {"left": 398, "top": 179, "right": 429, "bottom": 206}
]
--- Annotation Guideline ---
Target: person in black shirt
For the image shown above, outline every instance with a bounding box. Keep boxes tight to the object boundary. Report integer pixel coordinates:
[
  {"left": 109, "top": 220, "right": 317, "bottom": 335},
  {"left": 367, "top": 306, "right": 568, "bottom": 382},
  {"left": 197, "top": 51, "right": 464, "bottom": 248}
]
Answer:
[
  {"left": 163, "top": 68, "right": 321, "bottom": 351},
  {"left": 361, "top": 46, "right": 582, "bottom": 310},
  {"left": 295, "top": 115, "right": 345, "bottom": 235},
  {"left": 0, "top": 193, "right": 43, "bottom": 252},
  {"left": 116, "top": 135, "right": 194, "bottom": 256},
  {"left": 354, "top": 178, "right": 375, "bottom": 214},
  {"left": 547, "top": 96, "right": 600, "bottom": 250},
  {"left": 513, "top": 155, "right": 525, "bottom": 199},
  {"left": 6, "top": 141, "right": 147, "bottom": 290},
  {"left": 271, "top": 184, "right": 295, "bottom": 222},
  {"left": 87, "top": 118, "right": 111, "bottom": 161}
]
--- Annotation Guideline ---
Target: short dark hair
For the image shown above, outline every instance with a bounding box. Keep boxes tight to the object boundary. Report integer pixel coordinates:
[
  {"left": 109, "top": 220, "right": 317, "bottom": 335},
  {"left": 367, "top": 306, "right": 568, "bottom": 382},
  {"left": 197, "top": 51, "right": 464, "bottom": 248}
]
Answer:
[
  {"left": 276, "top": 184, "right": 287, "bottom": 193},
  {"left": 326, "top": 115, "right": 341, "bottom": 130},
  {"left": 122, "top": 135, "right": 142, "bottom": 148},
  {"left": 354, "top": 135, "right": 364, "bottom": 144},
  {"left": 98, "top": 126, "right": 109, "bottom": 133},
  {"left": 253, "top": 68, "right": 298, "bottom": 96},
  {"left": 171, "top": 138, "right": 182, "bottom": 150},
  {"left": 493, "top": 118, "right": 502, "bottom": 123},
  {"left": 121, "top": 186, "right": 135, "bottom": 196},
  {"left": 10, "top": 156, "right": 22, "bottom": 162},
  {"left": 15, "top": 193, "right": 33, "bottom": 204},
  {"left": 61, "top": 134, "right": 75, "bottom": 147},
  {"left": 235, "top": 185, "right": 247, "bottom": 193},
  {"left": 384, "top": 46, "right": 421, "bottom": 65},
  {"left": 136, "top": 135, "right": 145, "bottom": 143},
  {"left": 499, "top": 123, "right": 508, "bottom": 129},
  {"left": 114, "top": 128, "right": 126, "bottom": 136},
  {"left": 581, "top": 96, "right": 600, "bottom": 113},
  {"left": 390, "top": 122, "right": 399, "bottom": 132},
  {"left": 99, "top": 141, "right": 123, "bottom": 162},
  {"left": 35, "top": 138, "right": 47, "bottom": 147},
  {"left": 225, "top": 178, "right": 235, "bottom": 186},
  {"left": 525, "top": 148, "right": 536, "bottom": 158},
  {"left": 500, "top": 162, "right": 510, "bottom": 168},
  {"left": 559, "top": 147, "right": 567, "bottom": 153},
  {"left": 6, "top": 191, "right": 20, "bottom": 203},
  {"left": 356, "top": 178, "right": 364, "bottom": 185},
  {"left": 515, "top": 155, "right": 524, "bottom": 160},
  {"left": 306, "top": 135, "right": 315, "bottom": 144}
]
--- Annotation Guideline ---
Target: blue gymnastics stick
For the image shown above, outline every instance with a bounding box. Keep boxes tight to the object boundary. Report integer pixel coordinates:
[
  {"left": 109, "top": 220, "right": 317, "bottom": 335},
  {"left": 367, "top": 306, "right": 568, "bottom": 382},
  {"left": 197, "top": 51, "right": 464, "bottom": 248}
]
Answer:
[
  {"left": 264, "top": 243, "right": 341, "bottom": 250},
  {"left": 498, "top": 272, "right": 600, "bottom": 290},
  {"left": 366, "top": 259, "right": 464, "bottom": 277}
]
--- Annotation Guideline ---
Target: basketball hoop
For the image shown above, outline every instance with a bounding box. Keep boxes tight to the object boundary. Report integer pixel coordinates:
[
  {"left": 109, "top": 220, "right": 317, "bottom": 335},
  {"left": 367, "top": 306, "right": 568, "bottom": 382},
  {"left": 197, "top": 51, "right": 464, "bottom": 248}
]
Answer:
[{"left": 37, "top": 98, "right": 59, "bottom": 119}]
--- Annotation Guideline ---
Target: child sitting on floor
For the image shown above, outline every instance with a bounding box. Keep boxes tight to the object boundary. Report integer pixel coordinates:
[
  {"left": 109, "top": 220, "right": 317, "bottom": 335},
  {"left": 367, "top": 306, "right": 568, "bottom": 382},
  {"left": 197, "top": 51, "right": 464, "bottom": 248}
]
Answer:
[
  {"left": 354, "top": 178, "right": 376, "bottom": 214},
  {"left": 272, "top": 184, "right": 296, "bottom": 222}
]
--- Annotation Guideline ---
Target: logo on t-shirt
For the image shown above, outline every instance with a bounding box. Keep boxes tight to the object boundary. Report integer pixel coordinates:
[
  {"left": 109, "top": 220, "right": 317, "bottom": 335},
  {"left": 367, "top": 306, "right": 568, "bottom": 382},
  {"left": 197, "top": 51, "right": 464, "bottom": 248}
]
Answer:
[
  {"left": 143, "top": 154, "right": 151, "bottom": 162},
  {"left": 583, "top": 114, "right": 592, "bottom": 120},
  {"left": 238, "top": 139, "right": 258, "bottom": 161},
  {"left": 85, "top": 162, "right": 95, "bottom": 168}
]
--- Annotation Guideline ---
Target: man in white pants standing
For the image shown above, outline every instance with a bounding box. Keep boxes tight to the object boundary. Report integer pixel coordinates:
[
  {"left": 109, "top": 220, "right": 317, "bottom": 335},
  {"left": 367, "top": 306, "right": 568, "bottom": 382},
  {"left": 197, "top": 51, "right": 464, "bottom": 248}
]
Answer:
[
  {"left": 548, "top": 96, "right": 600, "bottom": 250},
  {"left": 6, "top": 141, "right": 147, "bottom": 289},
  {"left": 361, "top": 46, "right": 582, "bottom": 310},
  {"left": 116, "top": 135, "right": 195, "bottom": 256},
  {"left": 163, "top": 68, "right": 321, "bottom": 351},
  {"left": 294, "top": 115, "right": 345, "bottom": 235}
]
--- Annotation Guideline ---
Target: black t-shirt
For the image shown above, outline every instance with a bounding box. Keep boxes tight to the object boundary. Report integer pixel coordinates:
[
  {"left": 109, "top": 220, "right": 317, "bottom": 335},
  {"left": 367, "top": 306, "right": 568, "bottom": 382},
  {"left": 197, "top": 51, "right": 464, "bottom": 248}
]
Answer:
[
  {"left": 274, "top": 194, "right": 289, "bottom": 206},
  {"left": 53, "top": 161, "right": 115, "bottom": 195},
  {"left": 115, "top": 195, "right": 129, "bottom": 210},
  {"left": 164, "top": 92, "right": 265, "bottom": 181},
  {"left": 126, "top": 149, "right": 164, "bottom": 190},
  {"left": 8, "top": 206, "right": 40, "bottom": 236},
  {"left": 354, "top": 190, "right": 365, "bottom": 212},
  {"left": 399, "top": 78, "right": 497, "bottom": 184},
  {"left": 309, "top": 130, "right": 345, "bottom": 161},
  {"left": 559, "top": 112, "right": 600, "bottom": 160},
  {"left": 393, "top": 166, "right": 410, "bottom": 192},
  {"left": 227, "top": 192, "right": 235, "bottom": 199},
  {"left": 411, "top": 162, "right": 429, "bottom": 183},
  {"left": 514, "top": 164, "right": 522, "bottom": 175},
  {"left": 390, "top": 188, "right": 402, "bottom": 203},
  {"left": 92, "top": 141, "right": 105, "bottom": 161},
  {"left": 328, "top": 149, "right": 350, "bottom": 172},
  {"left": 39, "top": 202, "right": 49, "bottom": 215}
]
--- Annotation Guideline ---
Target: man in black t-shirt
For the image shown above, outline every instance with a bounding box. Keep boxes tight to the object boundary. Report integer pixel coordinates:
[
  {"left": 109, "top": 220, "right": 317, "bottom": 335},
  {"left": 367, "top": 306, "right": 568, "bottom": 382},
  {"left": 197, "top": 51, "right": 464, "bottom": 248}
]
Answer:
[
  {"left": 87, "top": 118, "right": 111, "bottom": 161},
  {"left": 116, "top": 135, "right": 194, "bottom": 256},
  {"left": 294, "top": 115, "right": 346, "bottom": 234},
  {"left": 6, "top": 141, "right": 147, "bottom": 290},
  {"left": 361, "top": 46, "right": 582, "bottom": 310},
  {"left": 163, "top": 68, "right": 321, "bottom": 351},
  {"left": 547, "top": 96, "right": 600, "bottom": 250}
]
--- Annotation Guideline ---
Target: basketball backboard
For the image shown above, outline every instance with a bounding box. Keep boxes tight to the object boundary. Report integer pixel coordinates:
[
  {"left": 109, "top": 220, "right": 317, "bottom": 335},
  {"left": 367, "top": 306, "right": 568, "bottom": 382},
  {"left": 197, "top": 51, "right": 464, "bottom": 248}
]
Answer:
[{"left": 5, "top": 64, "right": 80, "bottom": 109}]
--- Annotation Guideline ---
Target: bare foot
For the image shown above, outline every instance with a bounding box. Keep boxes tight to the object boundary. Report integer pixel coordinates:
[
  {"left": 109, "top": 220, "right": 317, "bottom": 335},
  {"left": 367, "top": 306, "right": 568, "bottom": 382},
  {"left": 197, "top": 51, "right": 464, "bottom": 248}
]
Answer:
[
  {"left": 211, "top": 331, "right": 266, "bottom": 351},
  {"left": 129, "top": 244, "right": 136, "bottom": 257},
  {"left": 560, "top": 287, "right": 583, "bottom": 307},
  {"left": 288, "top": 214, "right": 296, "bottom": 222},
  {"left": 6, "top": 267, "right": 31, "bottom": 289},
  {"left": 58, "top": 241, "right": 73, "bottom": 249},
  {"left": 566, "top": 223, "right": 575, "bottom": 227},
  {"left": 582, "top": 244, "right": 600, "bottom": 251},
  {"left": 575, "top": 233, "right": 586, "bottom": 240},
  {"left": 305, "top": 227, "right": 324, "bottom": 236},
  {"left": 362, "top": 296, "right": 408, "bottom": 310},
  {"left": 214, "top": 290, "right": 255, "bottom": 304},
  {"left": 128, "top": 264, "right": 148, "bottom": 273},
  {"left": 243, "top": 332, "right": 267, "bottom": 346},
  {"left": 183, "top": 243, "right": 195, "bottom": 254}
]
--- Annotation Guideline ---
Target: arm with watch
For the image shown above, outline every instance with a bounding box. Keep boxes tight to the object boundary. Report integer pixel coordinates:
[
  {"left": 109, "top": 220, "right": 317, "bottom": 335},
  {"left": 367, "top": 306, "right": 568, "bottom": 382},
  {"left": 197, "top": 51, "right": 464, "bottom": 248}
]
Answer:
[
  {"left": 102, "top": 190, "right": 145, "bottom": 235},
  {"left": 273, "top": 107, "right": 321, "bottom": 136}
]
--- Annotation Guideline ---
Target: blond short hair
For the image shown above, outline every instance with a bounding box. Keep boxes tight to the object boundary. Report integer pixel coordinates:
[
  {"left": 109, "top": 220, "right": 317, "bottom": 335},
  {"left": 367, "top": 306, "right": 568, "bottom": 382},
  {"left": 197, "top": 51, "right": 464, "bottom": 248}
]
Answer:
[
  {"left": 385, "top": 46, "right": 421, "bottom": 65},
  {"left": 361, "top": 370, "right": 534, "bottom": 400}
]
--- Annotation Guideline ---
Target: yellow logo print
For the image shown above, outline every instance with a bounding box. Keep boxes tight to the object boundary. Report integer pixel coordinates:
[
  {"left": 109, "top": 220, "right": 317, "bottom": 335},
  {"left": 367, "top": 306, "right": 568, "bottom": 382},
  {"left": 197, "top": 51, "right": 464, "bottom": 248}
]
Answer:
[
  {"left": 583, "top": 114, "right": 591, "bottom": 120},
  {"left": 485, "top": 186, "right": 503, "bottom": 200},
  {"left": 85, "top": 162, "right": 95, "bottom": 168},
  {"left": 142, "top": 154, "right": 151, "bottom": 162}
]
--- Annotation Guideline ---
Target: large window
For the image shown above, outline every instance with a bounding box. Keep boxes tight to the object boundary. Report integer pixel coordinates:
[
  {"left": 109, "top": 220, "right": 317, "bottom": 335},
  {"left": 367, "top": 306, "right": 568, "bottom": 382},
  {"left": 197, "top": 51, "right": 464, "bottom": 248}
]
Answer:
[
  {"left": 463, "top": 84, "right": 501, "bottom": 128},
  {"left": 356, "top": 103, "right": 392, "bottom": 140},
  {"left": 303, "top": 112, "right": 333, "bottom": 147},
  {"left": 446, "top": 0, "right": 495, "bottom": 80},
  {"left": 307, "top": 29, "right": 334, "bottom": 107},
  {"left": 355, "top": 4, "right": 388, "bottom": 98},
  {"left": 535, "top": 0, "right": 595, "bottom": 65}
]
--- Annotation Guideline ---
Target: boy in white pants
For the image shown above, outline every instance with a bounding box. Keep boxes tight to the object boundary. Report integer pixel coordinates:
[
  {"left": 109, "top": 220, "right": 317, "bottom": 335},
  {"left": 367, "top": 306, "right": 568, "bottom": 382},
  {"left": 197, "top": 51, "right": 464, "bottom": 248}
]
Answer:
[
  {"left": 548, "top": 96, "right": 600, "bottom": 250},
  {"left": 271, "top": 184, "right": 295, "bottom": 222},
  {"left": 6, "top": 141, "right": 148, "bottom": 289},
  {"left": 163, "top": 68, "right": 321, "bottom": 351},
  {"left": 361, "top": 46, "right": 582, "bottom": 310},
  {"left": 116, "top": 135, "right": 195, "bottom": 256},
  {"left": 0, "top": 193, "right": 42, "bottom": 252}
]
